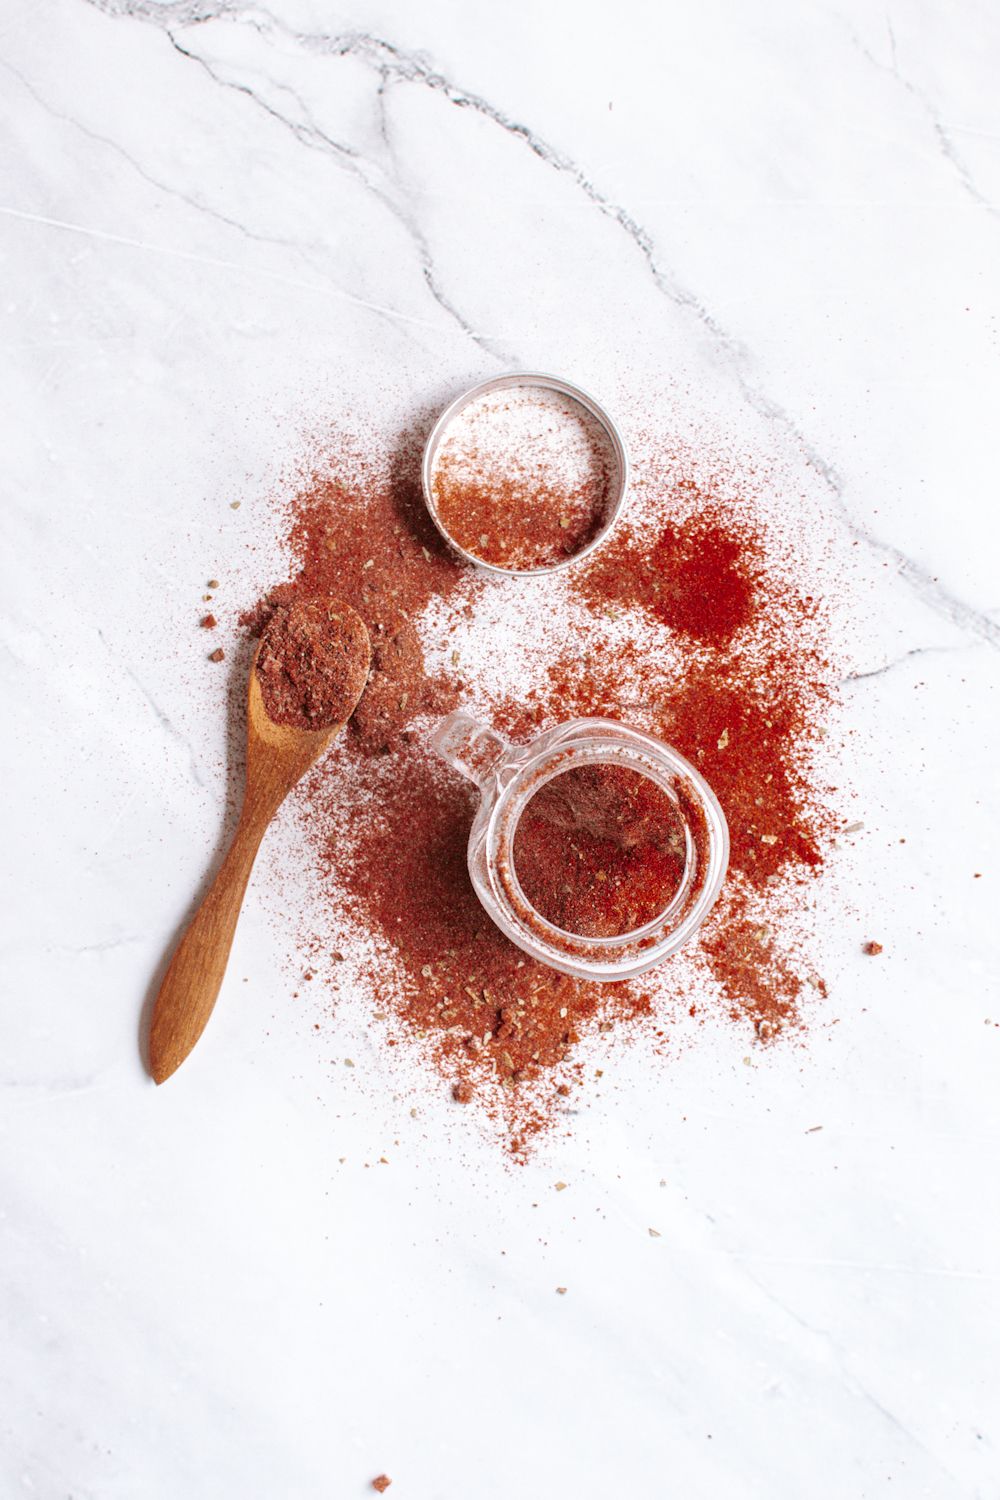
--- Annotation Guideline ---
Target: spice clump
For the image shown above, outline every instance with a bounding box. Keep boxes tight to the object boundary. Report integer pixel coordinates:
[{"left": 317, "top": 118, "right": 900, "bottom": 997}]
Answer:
[
  {"left": 351, "top": 608, "right": 428, "bottom": 754},
  {"left": 513, "top": 765, "right": 686, "bottom": 938},
  {"left": 255, "top": 598, "right": 371, "bottom": 730},
  {"left": 239, "top": 439, "right": 461, "bottom": 753}
]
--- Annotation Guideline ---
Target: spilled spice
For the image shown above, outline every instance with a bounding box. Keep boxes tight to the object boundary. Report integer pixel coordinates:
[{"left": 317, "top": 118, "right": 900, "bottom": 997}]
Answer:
[
  {"left": 236, "top": 412, "right": 840, "bottom": 1152},
  {"left": 255, "top": 598, "right": 371, "bottom": 730},
  {"left": 351, "top": 609, "right": 426, "bottom": 755},
  {"left": 240, "top": 430, "right": 461, "bottom": 751},
  {"left": 309, "top": 742, "right": 656, "bottom": 1134},
  {"left": 512, "top": 765, "right": 686, "bottom": 938},
  {"left": 430, "top": 385, "right": 616, "bottom": 570},
  {"left": 579, "top": 505, "right": 761, "bottom": 644}
]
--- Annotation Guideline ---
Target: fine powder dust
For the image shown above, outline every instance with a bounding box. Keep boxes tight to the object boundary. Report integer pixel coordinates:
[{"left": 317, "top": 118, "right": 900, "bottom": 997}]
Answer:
[
  {"left": 430, "top": 386, "right": 617, "bottom": 571},
  {"left": 235, "top": 401, "right": 843, "bottom": 1155}
]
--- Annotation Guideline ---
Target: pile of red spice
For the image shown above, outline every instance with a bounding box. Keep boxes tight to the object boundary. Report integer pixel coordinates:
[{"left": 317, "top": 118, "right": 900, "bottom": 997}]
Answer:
[
  {"left": 584, "top": 502, "right": 761, "bottom": 644},
  {"left": 236, "top": 409, "right": 840, "bottom": 1153}
]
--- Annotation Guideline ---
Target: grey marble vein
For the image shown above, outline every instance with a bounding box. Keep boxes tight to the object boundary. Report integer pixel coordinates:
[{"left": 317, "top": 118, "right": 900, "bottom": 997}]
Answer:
[
  {"left": 161, "top": 30, "right": 510, "bottom": 358},
  {"left": 842, "top": 642, "right": 980, "bottom": 683},
  {"left": 0, "top": 57, "right": 309, "bottom": 257},
  {"left": 733, "top": 1257, "right": 971, "bottom": 1494},
  {"left": 849, "top": 19, "right": 999, "bottom": 220},
  {"left": 0, "top": 203, "right": 448, "bottom": 336}
]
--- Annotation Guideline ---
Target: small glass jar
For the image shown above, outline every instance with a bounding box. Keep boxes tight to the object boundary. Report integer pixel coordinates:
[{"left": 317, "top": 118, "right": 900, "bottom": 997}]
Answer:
[{"left": 430, "top": 713, "right": 729, "bottom": 982}]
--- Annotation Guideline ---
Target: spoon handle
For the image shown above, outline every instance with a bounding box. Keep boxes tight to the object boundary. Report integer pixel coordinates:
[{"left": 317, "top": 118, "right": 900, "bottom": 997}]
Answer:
[{"left": 148, "top": 803, "right": 271, "bottom": 1083}]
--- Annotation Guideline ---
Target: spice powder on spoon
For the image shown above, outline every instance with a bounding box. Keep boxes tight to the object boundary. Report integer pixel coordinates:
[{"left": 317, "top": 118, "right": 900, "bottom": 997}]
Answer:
[{"left": 255, "top": 598, "right": 370, "bottom": 729}]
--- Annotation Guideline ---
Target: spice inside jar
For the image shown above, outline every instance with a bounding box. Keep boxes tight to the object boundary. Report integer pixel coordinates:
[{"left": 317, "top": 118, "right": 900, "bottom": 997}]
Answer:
[
  {"left": 429, "top": 385, "right": 618, "bottom": 571},
  {"left": 512, "top": 764, "right": 687, "bottom": 939}
]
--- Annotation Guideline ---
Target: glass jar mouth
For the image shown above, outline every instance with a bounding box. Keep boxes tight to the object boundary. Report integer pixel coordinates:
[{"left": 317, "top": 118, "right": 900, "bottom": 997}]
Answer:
[{"left": 484, "top": 722, "right": 729, "bottom": 980}]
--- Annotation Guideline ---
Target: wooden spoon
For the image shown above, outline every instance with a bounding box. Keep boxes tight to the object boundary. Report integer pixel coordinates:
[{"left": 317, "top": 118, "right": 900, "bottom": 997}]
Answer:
[{"left": 149, "top": 606, "right": 371, "bottom": 1084}]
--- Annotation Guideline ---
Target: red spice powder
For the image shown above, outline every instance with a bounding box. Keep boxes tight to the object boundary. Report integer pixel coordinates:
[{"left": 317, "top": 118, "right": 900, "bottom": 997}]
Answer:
[
  {"left": 350, "top": 608, "right": 427, "bottom": 754},
  {"left": 241, "top": 430, "right": 464, "bottom": 751},
  {"left": 432, "top": 462, "right": 610, "bottom": 571},
  {"left": 512, "top": 765, "right": 686, "bottom": 938},
  {"left": 306, "top": 746, "right": 654, "bottom": 1095},
  {"left": 239, "top": 418, "right": 839, "bottom": 1152},
  {"left": 577, "top": 498, "right": 762, "bottom": 645},
  {"left": 255, "top": 598, "right": 371, "bottom": 730}
]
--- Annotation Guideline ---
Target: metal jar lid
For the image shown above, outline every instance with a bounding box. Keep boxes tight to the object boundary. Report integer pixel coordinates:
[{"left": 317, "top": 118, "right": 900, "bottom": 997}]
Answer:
[{"left": 421, "top": 372, "right": 630, "bottom": 578}]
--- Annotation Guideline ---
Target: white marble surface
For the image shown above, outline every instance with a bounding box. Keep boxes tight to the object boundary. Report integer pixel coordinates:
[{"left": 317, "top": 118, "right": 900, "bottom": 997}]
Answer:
[{"left": 3, "top": 2, "right": 999, "bottom": 1495}]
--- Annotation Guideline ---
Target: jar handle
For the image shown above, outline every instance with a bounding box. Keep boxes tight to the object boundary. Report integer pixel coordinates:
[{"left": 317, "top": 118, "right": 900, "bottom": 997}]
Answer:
[{"left": 430, "top": 711, "right": 508, "bottom": 788}]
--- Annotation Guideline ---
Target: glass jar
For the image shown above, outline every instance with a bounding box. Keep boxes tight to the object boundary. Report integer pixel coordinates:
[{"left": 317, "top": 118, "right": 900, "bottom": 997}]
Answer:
[{"left": 430, "top": 713, "right": 729, "bottom": 982}]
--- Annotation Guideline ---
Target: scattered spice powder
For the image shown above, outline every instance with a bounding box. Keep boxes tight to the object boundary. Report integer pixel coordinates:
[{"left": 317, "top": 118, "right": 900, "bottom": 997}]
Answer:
[
  {"left": 235, "top": 412, "right": 842, "bottom": 1152},
  {"left": 430, "top": 386, "right": 616, "bottom": 570},
  {"left": 351, "top": 608, "right": 428, "bottom": 755},
  {"left": 255, "top": 598, "right": 371, "bottom": 730},
  {"left": 240, "top": 429, "right": 462, "bottom": 751},
  {"left": 512, "top": 765, "right": 686, "bottom": 937},
  {"left": 580, "top": 504, "right": 760, "bottom": 645}
]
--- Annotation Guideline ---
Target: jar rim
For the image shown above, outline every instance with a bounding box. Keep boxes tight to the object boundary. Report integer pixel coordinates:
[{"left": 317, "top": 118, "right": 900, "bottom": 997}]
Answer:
[{"left": 481, "top": 719, "right": 729, "bottom": 980}]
